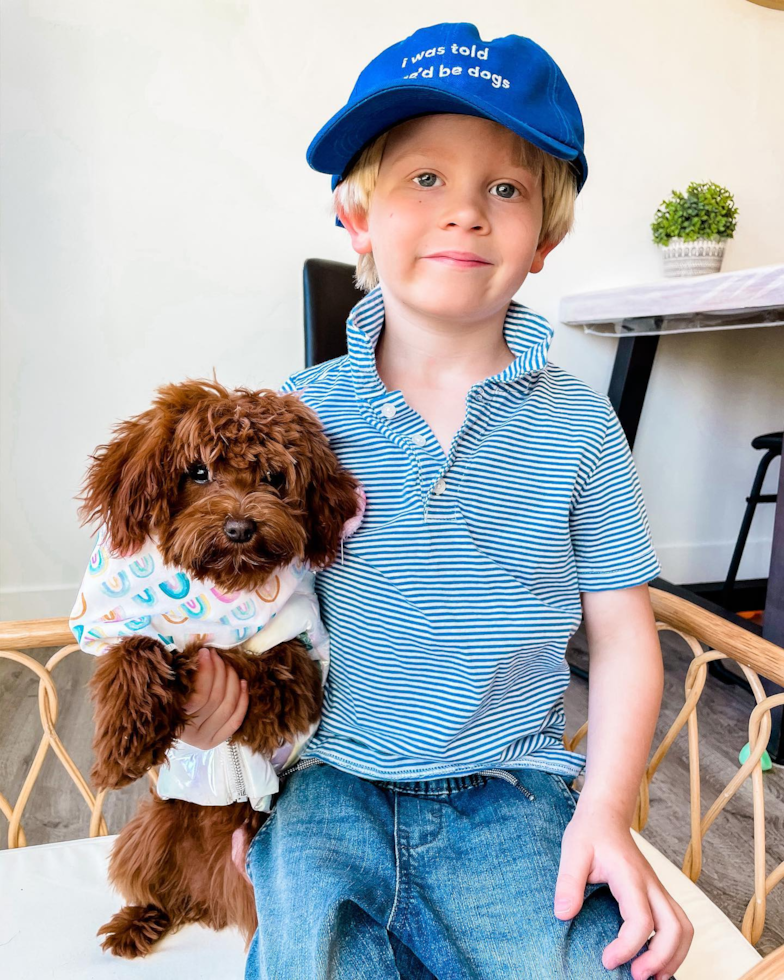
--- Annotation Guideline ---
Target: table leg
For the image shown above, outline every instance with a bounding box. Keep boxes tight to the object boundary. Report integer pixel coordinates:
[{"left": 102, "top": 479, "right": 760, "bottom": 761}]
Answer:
[{"left": 607, "top": 329, "right": 660, "bottom": 449}]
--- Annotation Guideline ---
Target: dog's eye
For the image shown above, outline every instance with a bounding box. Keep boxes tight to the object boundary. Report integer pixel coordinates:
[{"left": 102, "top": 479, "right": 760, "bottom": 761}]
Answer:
[
  {"left": 186, "top": 463, "right": 210, "bottom": 484},
  {"left": 263, "top": 470, "right": 286, "bottom": 492}
]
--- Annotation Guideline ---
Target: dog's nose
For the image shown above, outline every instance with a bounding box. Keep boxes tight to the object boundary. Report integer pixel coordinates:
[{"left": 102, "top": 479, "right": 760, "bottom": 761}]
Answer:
[{"left": 223, "top": 517, "right": 257, "bottom": 543}]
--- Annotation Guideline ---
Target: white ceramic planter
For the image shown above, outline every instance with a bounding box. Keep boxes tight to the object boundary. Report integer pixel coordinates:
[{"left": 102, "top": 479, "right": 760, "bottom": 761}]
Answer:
[{"left": 660, "top": 236, "right": 727, "bottom": 277}]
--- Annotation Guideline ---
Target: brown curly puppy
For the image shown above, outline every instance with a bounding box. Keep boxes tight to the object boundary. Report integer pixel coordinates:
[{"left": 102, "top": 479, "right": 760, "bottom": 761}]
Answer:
[{"left": 76, "top": 378, "right": 361, "bottom": 957}]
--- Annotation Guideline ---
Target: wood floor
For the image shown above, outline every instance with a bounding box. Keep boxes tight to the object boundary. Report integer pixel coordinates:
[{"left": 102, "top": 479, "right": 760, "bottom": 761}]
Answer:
[{"left": 2, "top": 622, "right": 782, "bottom": 957}]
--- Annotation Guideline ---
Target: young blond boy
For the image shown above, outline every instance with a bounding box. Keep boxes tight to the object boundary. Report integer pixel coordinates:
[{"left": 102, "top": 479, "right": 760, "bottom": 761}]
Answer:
[{"left": 182, "top": 22, "right": 694, "bottom": 980}]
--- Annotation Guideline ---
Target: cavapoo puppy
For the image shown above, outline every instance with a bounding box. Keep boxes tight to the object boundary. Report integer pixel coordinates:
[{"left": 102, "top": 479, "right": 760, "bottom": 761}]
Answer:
[{"left": 68, "top": 378, "right": 364, "bottom": 957}]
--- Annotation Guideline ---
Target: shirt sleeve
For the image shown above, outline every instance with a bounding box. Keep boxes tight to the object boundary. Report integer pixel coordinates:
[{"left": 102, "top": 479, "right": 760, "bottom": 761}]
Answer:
[
  {"left": 569, "top": 399, "right": 661, "bottom": 592},
  {"left": 67, "top": 527, "right": 175, "bottom": 656},
  {"left": 277, "top": 372, "right": 299, "bottom": 395}
]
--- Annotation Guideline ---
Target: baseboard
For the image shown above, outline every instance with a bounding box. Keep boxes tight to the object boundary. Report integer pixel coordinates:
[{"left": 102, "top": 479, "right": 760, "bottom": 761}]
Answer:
[{"left": 0, "top": 585, "right": 79, "bottom": 622}]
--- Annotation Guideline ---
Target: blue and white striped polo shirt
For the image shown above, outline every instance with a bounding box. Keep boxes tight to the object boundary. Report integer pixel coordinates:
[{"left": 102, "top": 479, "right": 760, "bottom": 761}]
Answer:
[{"left": 278, "top": 283, "right": 661, "bottom": 781}]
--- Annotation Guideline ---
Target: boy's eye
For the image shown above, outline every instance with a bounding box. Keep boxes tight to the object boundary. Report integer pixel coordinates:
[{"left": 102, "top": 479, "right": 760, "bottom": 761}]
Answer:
[
  {"left": 490, "top": 182, "right": 521, "bottom": 200},
  {"left": 412, "top": 173, "right": 521, "bottom": 199},
  {"left": 186, "top": 463, "right": 210, "bottom": 484},
  {"left": 413, "top": 172, "right": 441, "bottom": 189}
]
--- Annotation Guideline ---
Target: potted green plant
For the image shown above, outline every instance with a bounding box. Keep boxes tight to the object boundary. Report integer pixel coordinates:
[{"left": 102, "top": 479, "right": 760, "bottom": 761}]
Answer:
[{"left": 651, "top": 180, "right": 738, "bottom": 277}]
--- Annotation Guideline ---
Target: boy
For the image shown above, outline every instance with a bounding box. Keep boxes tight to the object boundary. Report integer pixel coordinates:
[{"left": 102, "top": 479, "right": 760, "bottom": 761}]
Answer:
[{"left": 183, "top": 21, "right": 693, "bottom": 980}]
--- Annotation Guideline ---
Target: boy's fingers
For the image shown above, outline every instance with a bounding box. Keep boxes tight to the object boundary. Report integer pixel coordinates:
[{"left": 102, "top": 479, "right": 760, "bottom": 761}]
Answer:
[
  {"left": 630, "top": 884, "right": 693, "bottom": 980},
  {"left": 200, "top": 664, "right": 242, "bottom": 744},
  {"left": 602, "top": 877, "right": 655, "bottom": 973},
  {"left": 553, "top": 838, "right": 592, "bottom": 919},
  {"left": 198, "top": 649, "right": 227, "bottom": 721},
  {"left": 184, "top": 648, "right": 213, "bottom": 715},
  {"left": 211, "top": 680, "right": 249, "bottom": 745},
  {"left": 231, "top": 826, "right": 252, "bottom": 883}
]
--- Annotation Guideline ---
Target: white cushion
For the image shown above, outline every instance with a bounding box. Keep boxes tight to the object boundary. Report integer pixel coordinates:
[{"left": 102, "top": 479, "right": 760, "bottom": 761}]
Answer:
[
  {"left": 0, "top": 831, "right": 765, "bottom": 978},
  {"left": 0, "top": 835, "right": 247, "bottom": 977},
  {"left": 631, "top": 828, "right": 762, "bottom": 979}
]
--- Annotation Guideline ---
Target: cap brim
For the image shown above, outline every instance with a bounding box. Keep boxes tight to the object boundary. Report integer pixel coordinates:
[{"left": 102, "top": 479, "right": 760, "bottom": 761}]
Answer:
[{"left": 308, "top": 85, "right": 584, "bottom": 183}]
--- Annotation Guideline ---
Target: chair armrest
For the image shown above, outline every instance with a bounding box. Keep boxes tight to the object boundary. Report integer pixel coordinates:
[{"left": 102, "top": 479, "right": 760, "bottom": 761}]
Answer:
[{"left": 0, "top": 617, "right": 74, "bottom": 650}]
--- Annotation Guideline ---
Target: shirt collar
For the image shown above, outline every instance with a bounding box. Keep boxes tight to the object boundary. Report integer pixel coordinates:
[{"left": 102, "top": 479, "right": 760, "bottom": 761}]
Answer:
[{"left": 345, "top": 284, "right": 554, "bottom": 399}]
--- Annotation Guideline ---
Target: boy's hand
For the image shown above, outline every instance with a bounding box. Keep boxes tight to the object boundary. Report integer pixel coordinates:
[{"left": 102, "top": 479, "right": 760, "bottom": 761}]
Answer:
[
  {"left": 180, "top": 647, "right": 249, "bottom": 750},
  {"left": 232, "top": 826, "right": 252, "bottom": 884},
  {"left": 554, "top": 806, "right": 694, "bottom": 980}
]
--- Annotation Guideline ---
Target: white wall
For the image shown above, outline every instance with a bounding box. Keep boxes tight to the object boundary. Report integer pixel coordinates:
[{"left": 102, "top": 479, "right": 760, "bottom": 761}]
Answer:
[{"left": 2, "top": 0, "right": 783, "bottom": 619}]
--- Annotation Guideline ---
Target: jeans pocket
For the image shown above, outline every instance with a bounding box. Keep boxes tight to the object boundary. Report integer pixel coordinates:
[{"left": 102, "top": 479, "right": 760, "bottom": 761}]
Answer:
[{"left": 543, "top": 771, "right": 580, "bottom": 813}]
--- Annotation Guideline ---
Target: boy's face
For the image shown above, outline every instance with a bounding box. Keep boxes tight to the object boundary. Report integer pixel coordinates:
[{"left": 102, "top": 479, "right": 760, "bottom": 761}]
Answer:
[{"left": 341, "top": 113, "right": 559, "bottom": 319}]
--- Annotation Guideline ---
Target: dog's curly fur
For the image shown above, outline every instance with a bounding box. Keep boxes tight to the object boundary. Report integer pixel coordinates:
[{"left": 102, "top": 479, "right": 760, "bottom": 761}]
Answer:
[{"left": 78, "top": 378, "right": 360, "bottom": 957}]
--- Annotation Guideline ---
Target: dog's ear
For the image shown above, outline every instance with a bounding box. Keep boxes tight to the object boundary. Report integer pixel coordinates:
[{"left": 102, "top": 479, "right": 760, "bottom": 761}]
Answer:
[
  {"left": 76, "top": 402, "right": 177, "bottom": 556},
  {"left": 279, "top": 394, "right": 363, "bottom": 570},
  {"left": 76, "top": 379, "right": 232, "bottom": 554},
  {"left": 299, "top": 439, "right": 363, "bottom": 570}
]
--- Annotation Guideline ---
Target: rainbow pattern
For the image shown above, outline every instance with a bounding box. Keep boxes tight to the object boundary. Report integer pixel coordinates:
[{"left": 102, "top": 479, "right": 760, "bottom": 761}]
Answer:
[
  {"left": 231, "top": 599, "right": 256, "bottom": 621},
  {"left": 211, "top": 586, "right": 241, "bottom": 603},
  {"left": 100, "top": 571, "right": 131, "bottom": 598},
  {"left": 181, "top": 594, "right": 210, "bottom": 620},
  {"left": 162, "top": 610, "right": 189, "bottom": 625},
  {"left": 100, "top": 606, "right": 126, "bottom": 623},
  {"left": 232, "top": 626, "right": 256, "bottom": 643},
  {"left": 159, "top": 573, "right": 190, "bottom": 600},
  {"left": 129, "top": 554, "right": 155, "bottom": 578},
  {"left": 88, "top": 547, "right": 107, "bottom": 577},
  {"left": 72, "top": 534, "right": 320, "bottom": 664},
  {"left": 255, "top": 575, "right": 281, "bottom": 603},
  {"left": 124, "top": 616, "right": 153, "bottom": 631}
]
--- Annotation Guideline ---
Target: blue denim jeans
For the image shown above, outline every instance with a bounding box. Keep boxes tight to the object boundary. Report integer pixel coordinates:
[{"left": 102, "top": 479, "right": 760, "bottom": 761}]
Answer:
[{"left": 244, "top": 759, "right": 648, "bottom": 979}]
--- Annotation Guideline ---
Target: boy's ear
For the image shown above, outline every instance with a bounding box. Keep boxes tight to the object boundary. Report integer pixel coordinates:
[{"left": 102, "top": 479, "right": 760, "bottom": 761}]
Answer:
[
  {"left": 336, "top": 205, "right": 373, "bottom": 258},
  {"left": 529, "top": 238, "right": 561, "bottom": 275}
]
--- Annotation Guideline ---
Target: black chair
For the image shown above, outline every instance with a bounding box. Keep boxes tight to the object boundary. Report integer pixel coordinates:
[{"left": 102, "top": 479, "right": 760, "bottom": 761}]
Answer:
[
  {"left": 303, "top": 259, "right": 364, "bottom": 368},
  {"left": 708, "top": 430, "right": 783, "bottom": 690},
  {"left": 721, "top": 431, "right": 783, "bottom": 609}
]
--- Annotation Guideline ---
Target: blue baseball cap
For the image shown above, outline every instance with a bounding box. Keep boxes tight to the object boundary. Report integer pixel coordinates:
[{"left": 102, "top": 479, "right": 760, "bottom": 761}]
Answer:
[{"left": 306, "top": 22, "right": 588, "bottom": 228}]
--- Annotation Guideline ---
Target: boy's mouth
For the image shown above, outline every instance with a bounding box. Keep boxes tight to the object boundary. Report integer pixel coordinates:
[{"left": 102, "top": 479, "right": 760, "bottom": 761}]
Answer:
[{"left": 424, "top": 250, "right": 492, "bottom": 268}]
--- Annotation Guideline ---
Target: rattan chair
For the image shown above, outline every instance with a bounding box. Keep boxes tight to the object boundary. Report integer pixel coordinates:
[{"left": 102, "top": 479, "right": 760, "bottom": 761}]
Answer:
[{"left": 1, "top": 587, "right": 782, "bottom": 978}]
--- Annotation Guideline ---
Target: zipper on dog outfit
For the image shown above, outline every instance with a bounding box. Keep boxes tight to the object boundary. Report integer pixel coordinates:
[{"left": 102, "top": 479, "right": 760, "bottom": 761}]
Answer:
[
  {"left": 475, "top": 767, "right": 536, "bottom": 801},
  {"left": 226, "top": 738, "right": 247, "bottom": 799}
]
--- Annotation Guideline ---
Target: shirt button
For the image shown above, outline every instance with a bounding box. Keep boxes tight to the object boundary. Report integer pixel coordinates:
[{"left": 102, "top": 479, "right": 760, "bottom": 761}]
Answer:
[
  {"left": 380, "top": 402, "right": 397, "bottom": 419},
  {"left": 433, "top": 478, "right": 447, "bottom": 495},
  {"left": 411, "top": 433, "right": 427, "bottom": 447}
]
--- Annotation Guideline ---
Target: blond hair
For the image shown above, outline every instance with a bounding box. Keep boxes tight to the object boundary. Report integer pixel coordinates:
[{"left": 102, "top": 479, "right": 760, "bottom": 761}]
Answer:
[{"left": 331, "top": 120, "right": 579, "bottom": 293}]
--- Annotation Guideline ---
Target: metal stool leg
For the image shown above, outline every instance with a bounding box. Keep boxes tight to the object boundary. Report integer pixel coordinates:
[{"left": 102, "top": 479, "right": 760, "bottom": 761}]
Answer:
[
  {"left": 712, "top": 447, "right": 780, "bottom": 687},
  {"left": 720, "top": 448, "right": 779, "bottom": 609}
]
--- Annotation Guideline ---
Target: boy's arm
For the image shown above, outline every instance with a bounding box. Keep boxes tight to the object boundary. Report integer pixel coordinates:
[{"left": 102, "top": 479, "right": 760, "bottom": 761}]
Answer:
[
  {"left": 574, "top": 582, "right": 663, "bottom": 824},
  {"left": 554, "top": 584, "right": 694, "bottom": 980}
]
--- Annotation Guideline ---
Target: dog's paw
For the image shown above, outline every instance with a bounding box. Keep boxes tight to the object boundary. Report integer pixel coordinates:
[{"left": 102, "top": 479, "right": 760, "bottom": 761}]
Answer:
[
  {"left": 237, "top": 638, "right": 324, "bottom": 756},
  {"left": 98, "top": 904, "right": 172, "bottom": 958},
  {"left": 89, "top": 636, "right": 200, "bottom": 789}
]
